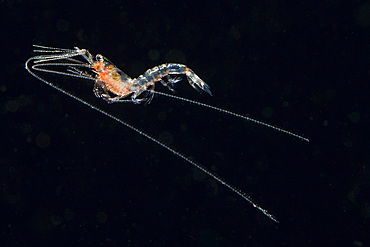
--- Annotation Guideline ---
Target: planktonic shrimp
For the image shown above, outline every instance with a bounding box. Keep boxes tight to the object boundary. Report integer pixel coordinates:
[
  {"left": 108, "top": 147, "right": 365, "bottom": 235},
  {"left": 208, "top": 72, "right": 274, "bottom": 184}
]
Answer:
[{"left": 25, "top": 45, "right": 309, "bottom": 223}]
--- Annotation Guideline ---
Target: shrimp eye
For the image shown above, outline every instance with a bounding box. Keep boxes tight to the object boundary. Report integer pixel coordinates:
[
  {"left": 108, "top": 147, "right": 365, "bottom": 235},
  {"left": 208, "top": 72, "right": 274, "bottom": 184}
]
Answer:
[{"left": 96, "top": 54, "right": 104, "bottom": 62}]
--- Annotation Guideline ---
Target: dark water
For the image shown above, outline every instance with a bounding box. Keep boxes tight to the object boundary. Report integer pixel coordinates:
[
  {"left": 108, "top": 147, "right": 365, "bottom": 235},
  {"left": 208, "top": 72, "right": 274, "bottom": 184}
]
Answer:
[{"left": 1, "top": 0, "right": 368, "bottom": 246}]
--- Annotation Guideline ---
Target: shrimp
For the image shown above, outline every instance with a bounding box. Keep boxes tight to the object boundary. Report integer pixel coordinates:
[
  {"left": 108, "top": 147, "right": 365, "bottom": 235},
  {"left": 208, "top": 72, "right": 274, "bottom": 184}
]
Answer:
[{"left": 25, "top": 45, "right": 309, "bottom": 223}]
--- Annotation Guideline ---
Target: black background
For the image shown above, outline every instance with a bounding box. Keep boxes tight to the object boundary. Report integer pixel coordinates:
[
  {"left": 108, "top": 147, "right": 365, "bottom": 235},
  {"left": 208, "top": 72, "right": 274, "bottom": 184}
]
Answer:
[{"left": 1, "top": 0, "right": 368, "bottom": 246}]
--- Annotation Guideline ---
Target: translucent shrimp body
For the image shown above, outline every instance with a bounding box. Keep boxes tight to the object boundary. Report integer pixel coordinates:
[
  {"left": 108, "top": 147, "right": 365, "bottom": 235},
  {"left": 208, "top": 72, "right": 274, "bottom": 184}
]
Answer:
[{"left": 92, "top": 55, "right": 212, "bottom": 104}]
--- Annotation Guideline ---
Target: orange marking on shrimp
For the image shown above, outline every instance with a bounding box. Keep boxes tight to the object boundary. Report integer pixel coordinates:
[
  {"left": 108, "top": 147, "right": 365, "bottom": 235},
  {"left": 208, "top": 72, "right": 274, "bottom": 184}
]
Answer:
[
  {"left": 99, "top": 72, "right": 111, "bottom": 83},
  {"left": 93, "top": 61, "right": 105, "bottom": 72}
]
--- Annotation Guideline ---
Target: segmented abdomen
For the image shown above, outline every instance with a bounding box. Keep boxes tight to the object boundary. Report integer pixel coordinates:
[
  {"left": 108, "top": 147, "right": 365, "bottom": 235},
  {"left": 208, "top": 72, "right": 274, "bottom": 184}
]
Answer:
[{"left": 134, "top": 63, "right": 186, "bottom": 88}]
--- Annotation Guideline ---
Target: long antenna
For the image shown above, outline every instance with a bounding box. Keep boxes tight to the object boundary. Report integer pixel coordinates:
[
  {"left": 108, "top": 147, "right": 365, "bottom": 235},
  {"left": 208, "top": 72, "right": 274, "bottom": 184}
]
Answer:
[
  {"left": 152, "top": 91, "right": 309, "bottom": 142},
  {"left": 26, "top": 56, "right": 280, "bottom": 223}
]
